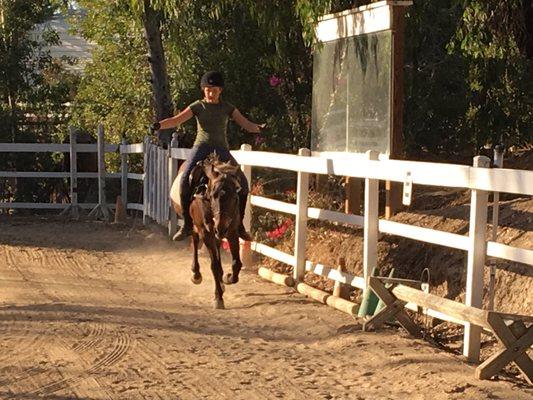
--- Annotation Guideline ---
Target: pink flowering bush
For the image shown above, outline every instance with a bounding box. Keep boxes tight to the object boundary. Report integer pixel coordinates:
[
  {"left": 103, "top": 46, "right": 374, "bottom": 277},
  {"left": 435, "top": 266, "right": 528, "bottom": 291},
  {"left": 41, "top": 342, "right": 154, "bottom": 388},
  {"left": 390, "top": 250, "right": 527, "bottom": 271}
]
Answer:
[{"left": 269, "top": 75, "right": 282, "bottom": 87}]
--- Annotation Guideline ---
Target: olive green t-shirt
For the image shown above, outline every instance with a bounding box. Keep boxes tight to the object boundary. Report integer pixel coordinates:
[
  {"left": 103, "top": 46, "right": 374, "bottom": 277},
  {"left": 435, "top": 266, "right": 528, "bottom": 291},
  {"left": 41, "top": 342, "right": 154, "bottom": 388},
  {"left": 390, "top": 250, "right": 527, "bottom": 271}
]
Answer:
[{"left": 188, "top": 100, "right": 235, "bottom": 149}]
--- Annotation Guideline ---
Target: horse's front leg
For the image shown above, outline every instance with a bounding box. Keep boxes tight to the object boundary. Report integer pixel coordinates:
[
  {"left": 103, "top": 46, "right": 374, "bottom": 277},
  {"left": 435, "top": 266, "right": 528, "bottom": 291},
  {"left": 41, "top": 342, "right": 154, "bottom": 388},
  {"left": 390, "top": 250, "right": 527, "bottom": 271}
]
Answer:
[
  {"left": 190, "top": 231, "right": 202, "bottom": 284},
  {"left": 205, "top": 234, "right": 225, "bottom": 309},
  {"left": 223, "top": 233, "right": 242, "bottom": 285}
]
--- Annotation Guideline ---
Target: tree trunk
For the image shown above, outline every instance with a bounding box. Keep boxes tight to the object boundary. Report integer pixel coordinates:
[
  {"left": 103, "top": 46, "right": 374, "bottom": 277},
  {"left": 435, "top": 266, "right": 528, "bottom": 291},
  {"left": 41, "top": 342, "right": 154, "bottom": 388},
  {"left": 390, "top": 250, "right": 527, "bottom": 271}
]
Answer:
[{"left": 142, "top": 0, "right": 174, "bottom": 145}]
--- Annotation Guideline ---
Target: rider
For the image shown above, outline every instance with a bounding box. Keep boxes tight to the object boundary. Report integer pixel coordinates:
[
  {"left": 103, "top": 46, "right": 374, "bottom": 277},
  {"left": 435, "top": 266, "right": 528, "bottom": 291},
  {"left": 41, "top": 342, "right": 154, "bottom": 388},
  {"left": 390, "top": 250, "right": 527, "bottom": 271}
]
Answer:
[{"left": 152, "top": 71, "right": 264, "bottom": 241}]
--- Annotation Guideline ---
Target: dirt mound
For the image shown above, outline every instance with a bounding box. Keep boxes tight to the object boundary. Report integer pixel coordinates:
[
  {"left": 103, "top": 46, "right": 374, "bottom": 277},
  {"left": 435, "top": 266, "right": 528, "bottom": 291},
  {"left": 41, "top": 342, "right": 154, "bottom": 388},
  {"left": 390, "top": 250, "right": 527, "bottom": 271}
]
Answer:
[{"left": 265, "top": 193, "right": 532, "bottom": 314}]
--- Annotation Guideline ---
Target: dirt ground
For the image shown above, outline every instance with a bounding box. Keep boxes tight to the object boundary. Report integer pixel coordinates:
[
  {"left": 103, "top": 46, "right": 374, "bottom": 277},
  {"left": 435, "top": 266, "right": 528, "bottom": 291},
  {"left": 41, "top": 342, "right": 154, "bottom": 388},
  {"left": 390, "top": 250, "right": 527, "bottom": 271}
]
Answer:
[{"left": 0, "top": 217, "right": 531, "bottom": 399}]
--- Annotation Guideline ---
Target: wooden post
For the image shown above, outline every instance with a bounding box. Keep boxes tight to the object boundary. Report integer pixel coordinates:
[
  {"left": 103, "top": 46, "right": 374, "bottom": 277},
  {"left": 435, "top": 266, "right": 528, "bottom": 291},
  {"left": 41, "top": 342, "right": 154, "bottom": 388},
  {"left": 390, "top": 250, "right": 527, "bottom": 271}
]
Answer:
[
  {"left": 333, "top": 257, "right": 351, "bottom": 299},
  {"left": 161, "top": 145, "right": 167, "bottom": 225},
  {"left": 120, "top": 137, "right": 128, "bottom": 210},
  {"left": 168, "top": 133, "right": 179, "bottom": 236},
  {"left": 88, "top": 123, "right": 110, "bottom": 220},
  {"left": 148, "top": 143, "right": 154, "bottom": 223},
  {"left": 142, "top": 135, "right": 150, "bottom": 225},
  {"left": 363, "top": 150, "right": 380, "bottom": 289},
  {"left": 153, "top": 145, "right": 158, "bottom": 224},
  {"left": 60, "top": 126, "right": 79, "bottom": 220},
  {"left": 315, "top": 174, "right": 328, "bottom": 194},
  {"left": 157, "top": 147, "right": 162, "bottom": 225},
  {"left": 463, "top": 155, "right": 490, "bottom": 363},
  {"left": 151, "top": 144, "right": 156, "bottom": 223},
  {"left": 163, "top": 144, "right": 169, "bottom": 224},
  {"left": 70, "top": 127, "right": 78, "bottom": 216},
  {"left": 488, "top": 145, "right": 504, "bottom": 311},
  {"left": 98, "top": 123, "right": 108, "bottom": 218},
  {"left": 385, "top": 5, "right": 407, "bottom": 219},
  {"left": 345, "top": 177, "right": 362, "bottom": 215},
  {"left": 156, "top": 146, "right": 162, "bottom": 224},
  {"left": 293, "top": 148, "right": 311, "bottom": 282},
  {"left": 155, "top": 146, "right": 162, "bottom": 225}
]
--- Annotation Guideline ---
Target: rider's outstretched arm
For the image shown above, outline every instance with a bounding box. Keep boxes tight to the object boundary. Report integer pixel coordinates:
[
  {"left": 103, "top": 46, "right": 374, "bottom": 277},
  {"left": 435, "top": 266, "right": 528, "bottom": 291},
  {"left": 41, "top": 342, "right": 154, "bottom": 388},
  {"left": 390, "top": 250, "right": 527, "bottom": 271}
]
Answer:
[
  {"left": 231, "top": 109, "right": 265, "bottom": 133},
  {"left": 157, "top": 107, "right": 194, "bottom": 130}
]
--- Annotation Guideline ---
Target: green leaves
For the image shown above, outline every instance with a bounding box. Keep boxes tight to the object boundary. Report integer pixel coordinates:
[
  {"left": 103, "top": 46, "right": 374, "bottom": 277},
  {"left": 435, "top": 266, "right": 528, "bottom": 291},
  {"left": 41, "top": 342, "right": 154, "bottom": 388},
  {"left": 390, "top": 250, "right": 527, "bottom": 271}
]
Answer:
[
  {"left": 446, "top": 0, "right": 532, "bottom": 150},
  {"left": 67, "top": 0, "right": 531, "bottom": 157}
]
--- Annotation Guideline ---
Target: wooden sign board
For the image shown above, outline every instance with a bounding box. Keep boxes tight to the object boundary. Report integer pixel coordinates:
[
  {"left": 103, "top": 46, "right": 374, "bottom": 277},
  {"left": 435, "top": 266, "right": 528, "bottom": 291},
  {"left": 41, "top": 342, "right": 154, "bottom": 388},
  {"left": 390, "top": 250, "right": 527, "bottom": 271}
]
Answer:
[{"left": 312, "top": 1, "right": 412, "bottom": 217}]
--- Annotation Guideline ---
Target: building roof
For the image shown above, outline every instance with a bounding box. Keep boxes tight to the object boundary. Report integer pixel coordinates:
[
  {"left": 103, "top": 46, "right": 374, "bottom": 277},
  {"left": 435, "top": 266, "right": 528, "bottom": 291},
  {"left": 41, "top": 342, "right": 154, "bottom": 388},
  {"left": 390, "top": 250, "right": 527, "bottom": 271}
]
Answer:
[{"left": 31, "top": 11, "right": 94, "bottom": 72}]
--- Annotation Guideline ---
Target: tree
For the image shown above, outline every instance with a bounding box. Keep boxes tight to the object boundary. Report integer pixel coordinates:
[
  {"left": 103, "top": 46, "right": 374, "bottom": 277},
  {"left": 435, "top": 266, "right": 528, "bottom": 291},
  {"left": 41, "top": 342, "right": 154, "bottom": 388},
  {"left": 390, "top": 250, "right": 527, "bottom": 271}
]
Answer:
[
  {"left": 0, "top": 0, "right": 80, "bottom": 204},
  {"left": 72, "top": 0, "right": 531, "bottom": 160},
  {"left": 142, "top": 0, "right": 173, "bottom": 144},
  {"left": 0, "top": 0, "right": 57, "bottom": 141},
  {"left": 448, "top": 0, "right": 532, "bottom": 150},
  {"left": 71, "top": 1, "right": 152, "bottom": 144}
]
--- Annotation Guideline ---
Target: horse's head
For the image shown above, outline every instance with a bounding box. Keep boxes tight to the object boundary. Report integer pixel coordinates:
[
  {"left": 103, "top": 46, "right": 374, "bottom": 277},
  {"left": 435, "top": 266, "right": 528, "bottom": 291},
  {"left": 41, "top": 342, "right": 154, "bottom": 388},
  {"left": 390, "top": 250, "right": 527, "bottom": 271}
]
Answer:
[{"left": 204, "top": 159, "right": 241, "bottom": 240}]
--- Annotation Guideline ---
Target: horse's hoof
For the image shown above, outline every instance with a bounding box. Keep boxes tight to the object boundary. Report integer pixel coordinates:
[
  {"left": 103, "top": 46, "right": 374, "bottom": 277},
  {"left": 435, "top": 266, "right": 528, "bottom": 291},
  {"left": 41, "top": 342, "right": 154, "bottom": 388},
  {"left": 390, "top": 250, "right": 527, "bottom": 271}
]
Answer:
[
  {"left": 191, "top": 273, "right": 202, "bottom": 285},
  {"left": 223, "top": 273, "right": 234, "bottom": 284},
  {"left": 223, "top": 273, "right": 239, "bottom": 284},
  {"left": 214, "top": 299, "right": 225, "bottom": 309}
]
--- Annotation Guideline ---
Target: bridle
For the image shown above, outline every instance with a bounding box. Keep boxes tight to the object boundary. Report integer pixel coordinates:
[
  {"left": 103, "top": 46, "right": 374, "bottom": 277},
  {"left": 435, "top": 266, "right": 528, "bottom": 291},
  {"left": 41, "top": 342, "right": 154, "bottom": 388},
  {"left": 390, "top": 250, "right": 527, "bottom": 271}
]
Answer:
[{"left": 205, "top": 173, "right": 240, "bottom": 218}]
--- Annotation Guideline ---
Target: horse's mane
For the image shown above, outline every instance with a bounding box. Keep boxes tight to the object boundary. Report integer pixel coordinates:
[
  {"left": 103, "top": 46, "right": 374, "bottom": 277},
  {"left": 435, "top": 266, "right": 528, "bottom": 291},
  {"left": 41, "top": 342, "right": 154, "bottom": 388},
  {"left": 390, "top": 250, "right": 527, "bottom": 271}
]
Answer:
[{"left": 204, "top": 153, "right": 239, "bottom": 176}]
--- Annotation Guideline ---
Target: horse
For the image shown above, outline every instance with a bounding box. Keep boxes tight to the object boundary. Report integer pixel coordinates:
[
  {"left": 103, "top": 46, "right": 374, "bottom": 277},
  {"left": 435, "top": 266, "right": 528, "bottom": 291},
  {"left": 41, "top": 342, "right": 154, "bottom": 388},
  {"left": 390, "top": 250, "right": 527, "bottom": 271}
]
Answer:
[{"left": 170, "top": 154, "right": 244, "bottom": 309}]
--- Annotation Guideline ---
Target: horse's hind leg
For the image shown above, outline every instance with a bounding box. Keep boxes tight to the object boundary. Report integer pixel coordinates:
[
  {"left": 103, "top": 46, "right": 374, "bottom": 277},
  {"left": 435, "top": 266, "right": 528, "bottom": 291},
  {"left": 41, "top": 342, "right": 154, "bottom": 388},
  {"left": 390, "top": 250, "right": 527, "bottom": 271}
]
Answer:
[
  {"left": 191, "top": 231, "right": 202, "bottom": 284},
  {"left": 206, "top": 235, "right": 225, "bottom": 309},
  {"left": 223, "top": 234, "right": 242, "bottom": 285}
]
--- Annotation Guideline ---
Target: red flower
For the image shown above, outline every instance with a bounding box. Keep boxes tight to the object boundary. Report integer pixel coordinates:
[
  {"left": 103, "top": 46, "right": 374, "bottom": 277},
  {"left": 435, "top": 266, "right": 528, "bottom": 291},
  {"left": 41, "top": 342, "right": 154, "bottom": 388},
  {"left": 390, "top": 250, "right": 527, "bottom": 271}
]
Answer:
[{"left": 266, "top": 218, "right": 293, "bottom": 240}]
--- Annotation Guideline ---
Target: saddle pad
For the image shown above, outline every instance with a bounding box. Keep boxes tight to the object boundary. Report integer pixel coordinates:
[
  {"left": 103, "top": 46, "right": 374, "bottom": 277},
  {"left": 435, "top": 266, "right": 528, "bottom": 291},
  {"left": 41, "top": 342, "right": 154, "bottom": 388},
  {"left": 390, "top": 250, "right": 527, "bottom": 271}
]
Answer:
[{"left": 170, "top": 170, "right": 184, "bottom": 214}]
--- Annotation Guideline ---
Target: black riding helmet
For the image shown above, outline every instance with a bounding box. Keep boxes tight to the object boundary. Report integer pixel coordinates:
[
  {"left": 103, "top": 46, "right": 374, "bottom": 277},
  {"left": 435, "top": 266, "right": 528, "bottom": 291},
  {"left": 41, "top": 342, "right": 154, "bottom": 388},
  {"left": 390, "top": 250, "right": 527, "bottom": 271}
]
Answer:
[{"left": 200, "top": 71, "right": 224, "bottom": 88}]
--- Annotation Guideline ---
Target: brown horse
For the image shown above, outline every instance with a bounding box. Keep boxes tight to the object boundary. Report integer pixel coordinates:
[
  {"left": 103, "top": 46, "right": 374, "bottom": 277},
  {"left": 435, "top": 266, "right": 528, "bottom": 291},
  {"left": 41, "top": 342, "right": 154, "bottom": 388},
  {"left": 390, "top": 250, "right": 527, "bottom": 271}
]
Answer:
[{"left": 171, "top": 155, "right": 243, "bottom": 309}]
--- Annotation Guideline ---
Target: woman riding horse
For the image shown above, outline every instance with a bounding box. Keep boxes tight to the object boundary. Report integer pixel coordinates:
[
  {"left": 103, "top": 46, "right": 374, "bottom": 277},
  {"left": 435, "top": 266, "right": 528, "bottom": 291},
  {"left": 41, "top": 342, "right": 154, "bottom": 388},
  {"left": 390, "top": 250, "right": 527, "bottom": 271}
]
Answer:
[{"left": 152, "top": 71, "right": 264, "bottom": 241}]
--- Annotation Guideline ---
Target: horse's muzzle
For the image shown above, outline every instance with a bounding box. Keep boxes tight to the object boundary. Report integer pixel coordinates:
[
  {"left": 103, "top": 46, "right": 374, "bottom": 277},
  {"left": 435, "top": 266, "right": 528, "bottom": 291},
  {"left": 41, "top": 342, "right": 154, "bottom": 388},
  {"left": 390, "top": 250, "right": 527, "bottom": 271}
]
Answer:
[{"left": 214, "top": 216, "right": 231, "bottom": 239}]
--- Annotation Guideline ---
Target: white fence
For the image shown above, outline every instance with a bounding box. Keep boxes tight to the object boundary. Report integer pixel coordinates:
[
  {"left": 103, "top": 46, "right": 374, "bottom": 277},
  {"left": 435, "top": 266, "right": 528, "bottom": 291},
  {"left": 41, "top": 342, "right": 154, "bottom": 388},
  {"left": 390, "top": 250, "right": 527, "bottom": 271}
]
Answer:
[
  {"left": 1, "top": 129, "right": 532, "bottom": 364},
  {"left": 0, "top": 125, "right": 144, "bottom": 219},
  {"left": 147, "top": 138, "right": 533, "bottom": 364}
]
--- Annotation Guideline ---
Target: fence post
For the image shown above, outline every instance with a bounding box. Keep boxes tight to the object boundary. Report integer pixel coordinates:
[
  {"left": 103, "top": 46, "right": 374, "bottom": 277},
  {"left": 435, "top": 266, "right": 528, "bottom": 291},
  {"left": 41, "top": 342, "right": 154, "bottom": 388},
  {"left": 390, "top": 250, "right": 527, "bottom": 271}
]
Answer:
[
  {"left": 463, "top": 155, "right": 490, "bottom": 363},
  {"left": 155, "top": 145, "right": 160, "bottom": 224},
  {"left": 240, "top": 144, "right": 252, "bottom": 232},
  {"left": 293, "top": 148, "right": 311, "bottom": 282},
  {"left": 60, "top": 126, "right": 79, "bottom": 220},
  {"left": 120, "top": 136, "right": 128, "bottom": 211},
  {"left": 168, "top": 133, "right": 179, "bottom": 236},
  {"left": 149, "top": 143, "right": 155, "bottom": 223},
  {"left": 363, "top": 150, "right": 380, "bottom": 289},
  {"left": 88, "top": 123, "right": 110, "bottom": 220},
  {"left": 143, "top": 135, "right": 150, "bottom": 225},
  {"left": 158, "top": 144, "right": 164, "bottom": 224},
  {"left": 488, "top": 145, "right": 504, "bottom": 311}
]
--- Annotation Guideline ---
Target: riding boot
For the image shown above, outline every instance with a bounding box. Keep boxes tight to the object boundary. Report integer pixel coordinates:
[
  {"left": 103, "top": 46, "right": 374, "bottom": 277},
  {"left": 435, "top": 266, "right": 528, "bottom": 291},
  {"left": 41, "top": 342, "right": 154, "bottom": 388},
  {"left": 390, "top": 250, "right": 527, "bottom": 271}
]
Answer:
[
  {"left": 238, "top": 193, "right": 252, "bottom": 241},
  {"left": 173, "top": 199, "right": 193, "bottom": 241}
]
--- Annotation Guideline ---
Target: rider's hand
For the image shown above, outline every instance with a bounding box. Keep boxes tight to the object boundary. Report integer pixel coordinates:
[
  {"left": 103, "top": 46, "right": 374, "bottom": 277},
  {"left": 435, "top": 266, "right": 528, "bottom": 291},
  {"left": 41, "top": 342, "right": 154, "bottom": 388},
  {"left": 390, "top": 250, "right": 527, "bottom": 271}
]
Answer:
[{"left": 150, "top": 122, "right": 161, "bottom": 133}]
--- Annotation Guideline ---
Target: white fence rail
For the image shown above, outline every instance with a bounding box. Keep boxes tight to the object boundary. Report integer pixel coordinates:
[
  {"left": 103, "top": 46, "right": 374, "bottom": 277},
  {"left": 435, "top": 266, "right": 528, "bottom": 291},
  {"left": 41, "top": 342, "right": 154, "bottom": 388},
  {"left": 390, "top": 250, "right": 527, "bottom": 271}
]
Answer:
[
  {"left": 1, "top": 129, "right": 532, "bottom": 364},
  {"left": 0, "top": 125, "right": 142, "bottom": 217}
]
